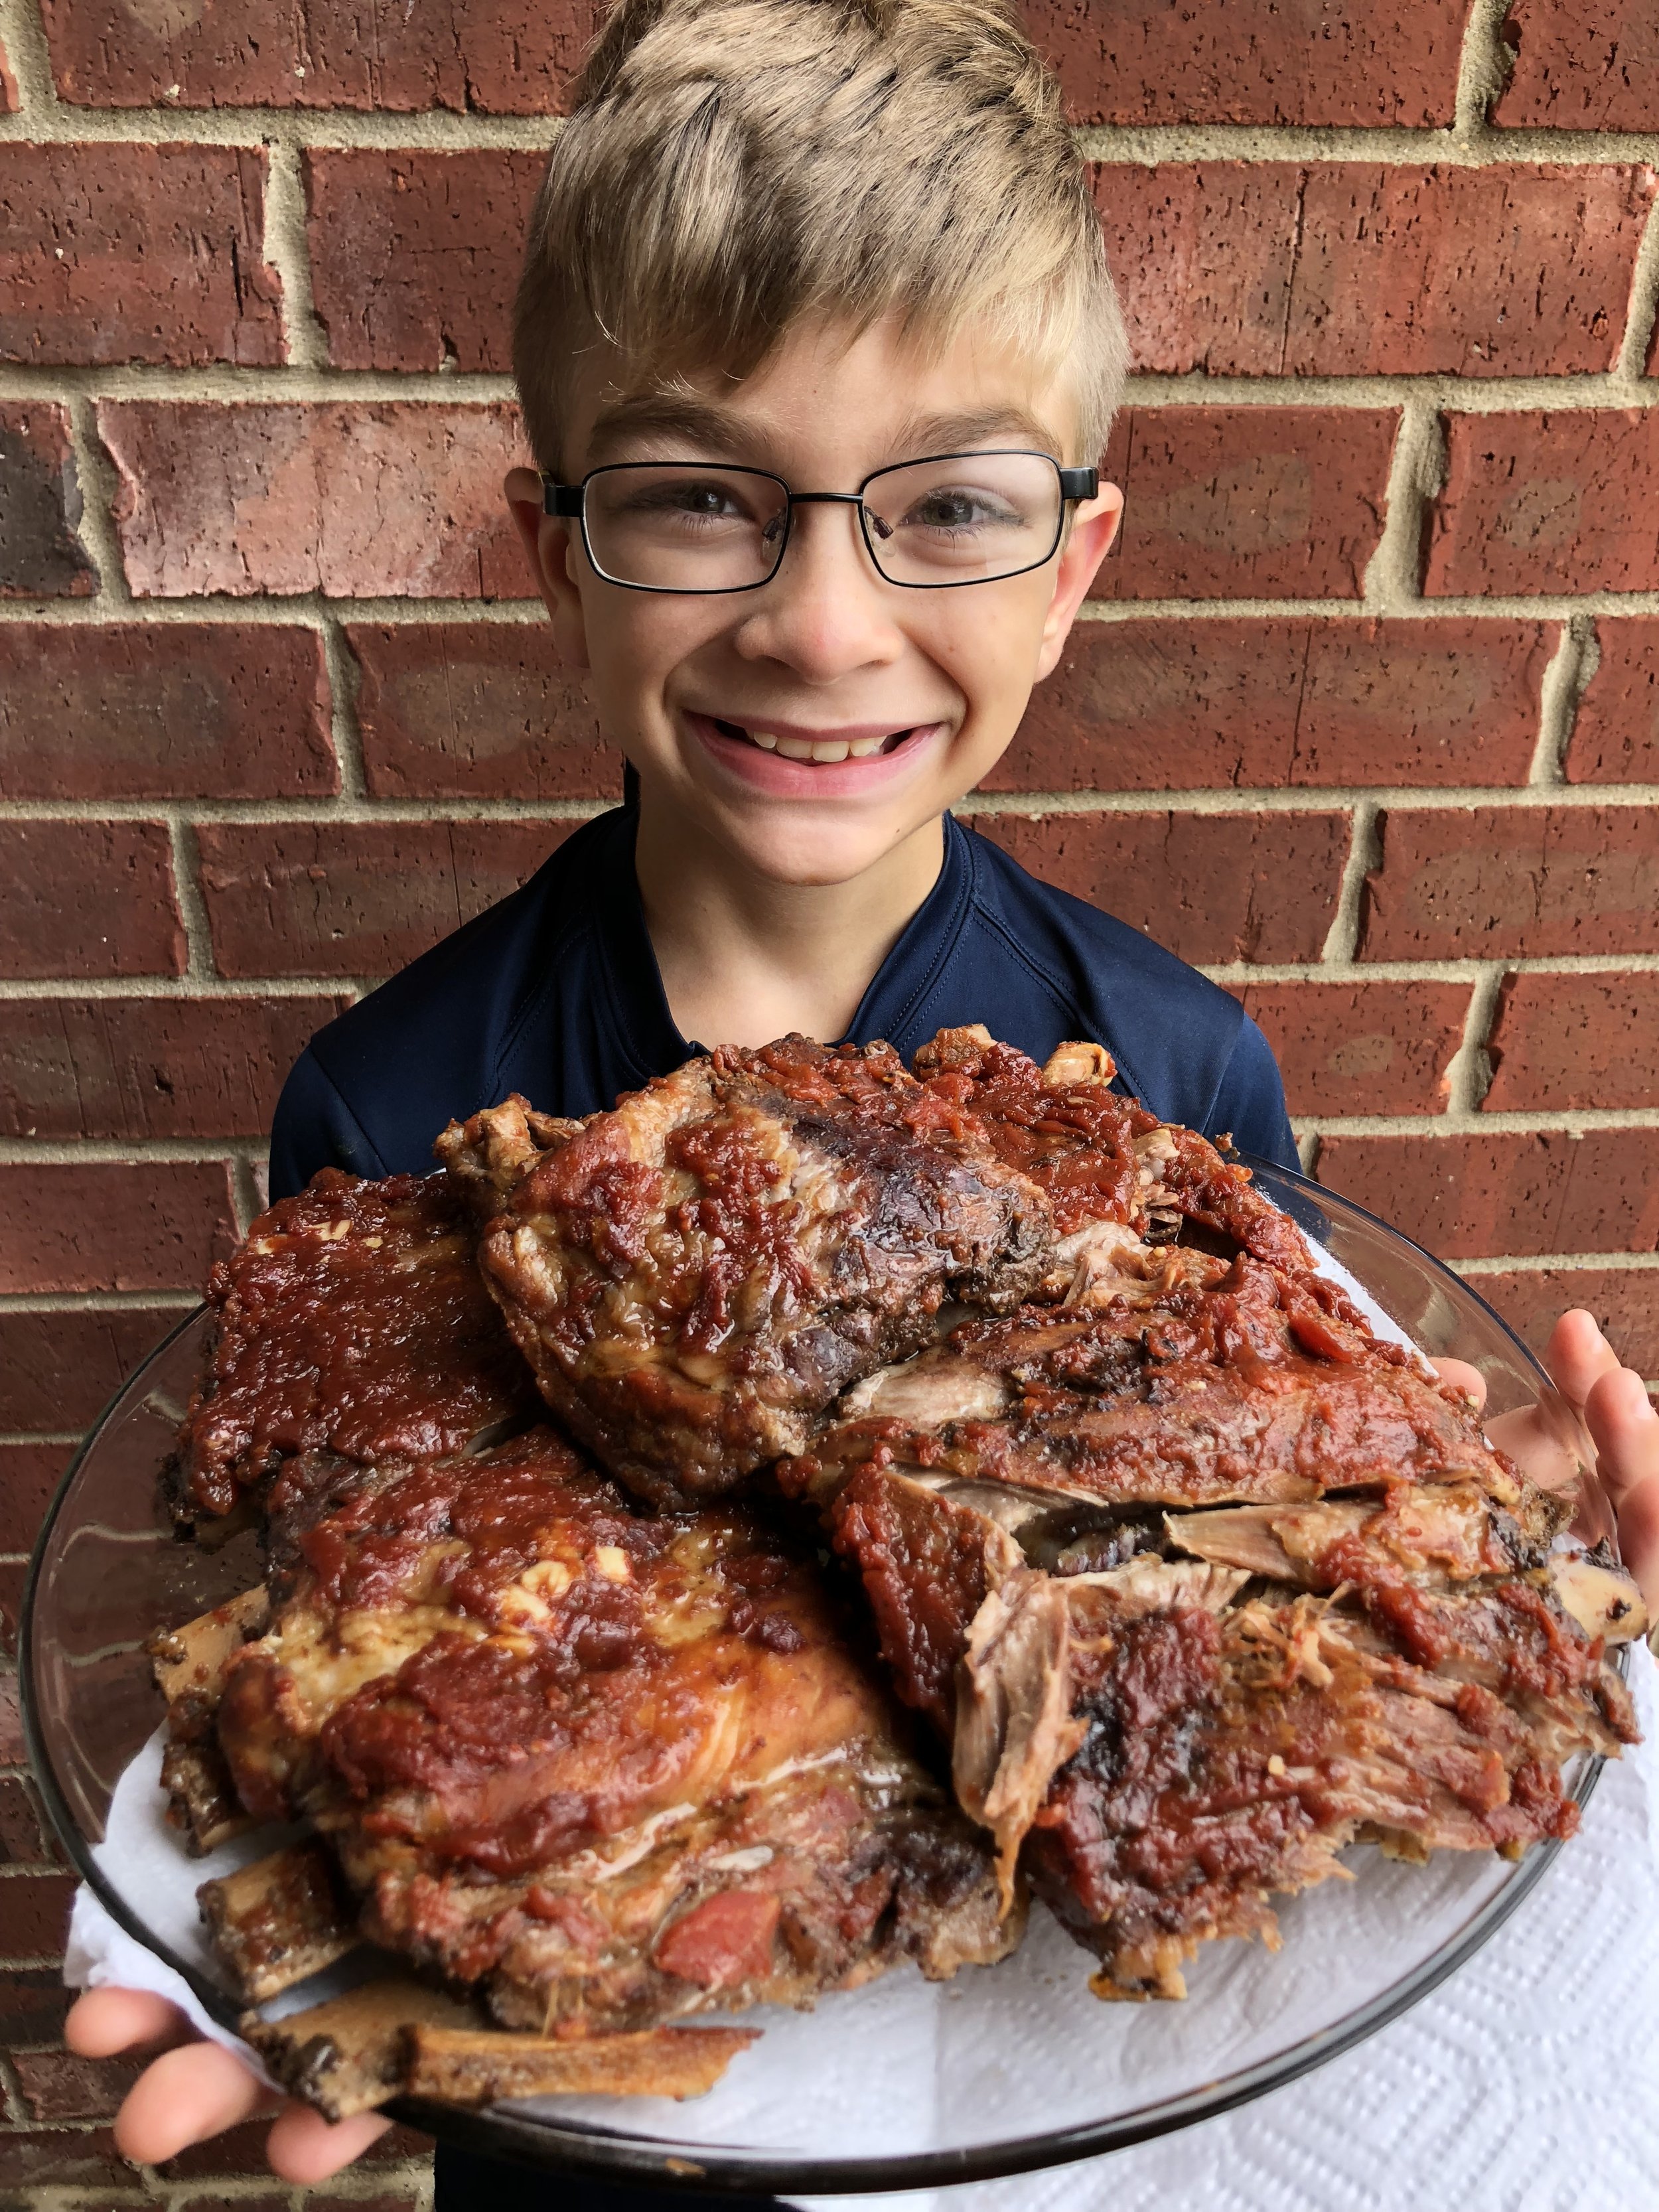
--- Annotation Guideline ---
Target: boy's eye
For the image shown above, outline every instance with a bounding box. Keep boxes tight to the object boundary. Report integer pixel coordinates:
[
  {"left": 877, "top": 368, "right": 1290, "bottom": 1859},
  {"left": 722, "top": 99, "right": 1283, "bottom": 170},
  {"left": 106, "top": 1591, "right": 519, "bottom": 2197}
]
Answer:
[{"left": 897, "top": 488, "right": 1012, "bottom": 534}]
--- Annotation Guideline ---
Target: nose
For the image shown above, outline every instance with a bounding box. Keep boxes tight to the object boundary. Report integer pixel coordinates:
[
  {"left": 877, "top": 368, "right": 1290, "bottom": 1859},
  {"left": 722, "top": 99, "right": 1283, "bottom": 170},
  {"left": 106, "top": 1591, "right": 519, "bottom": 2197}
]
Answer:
[{"left": 728, "top": 500, "right": 905, "bottom": 683}]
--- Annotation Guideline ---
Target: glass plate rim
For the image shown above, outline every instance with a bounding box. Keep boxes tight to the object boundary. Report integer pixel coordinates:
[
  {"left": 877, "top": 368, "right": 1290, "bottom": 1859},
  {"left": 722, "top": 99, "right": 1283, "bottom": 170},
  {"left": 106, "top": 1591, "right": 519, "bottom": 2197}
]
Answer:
[{"left": 18, "top": 1165, "right": 1612, "bottom": 2195}]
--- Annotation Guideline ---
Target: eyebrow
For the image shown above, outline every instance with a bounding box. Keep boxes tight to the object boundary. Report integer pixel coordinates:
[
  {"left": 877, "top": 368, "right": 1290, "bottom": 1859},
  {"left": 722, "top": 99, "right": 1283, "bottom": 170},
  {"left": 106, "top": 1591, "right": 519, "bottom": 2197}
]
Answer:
[{"left": 582, "top": 396, "right": 1066, "bottom": 475}]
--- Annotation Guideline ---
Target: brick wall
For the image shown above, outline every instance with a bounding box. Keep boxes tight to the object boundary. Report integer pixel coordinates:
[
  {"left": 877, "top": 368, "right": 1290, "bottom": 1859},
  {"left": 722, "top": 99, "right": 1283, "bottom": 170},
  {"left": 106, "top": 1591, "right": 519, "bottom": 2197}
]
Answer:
[{"left": 3, "top": 0, "right": 1658, "bottom": 2197}]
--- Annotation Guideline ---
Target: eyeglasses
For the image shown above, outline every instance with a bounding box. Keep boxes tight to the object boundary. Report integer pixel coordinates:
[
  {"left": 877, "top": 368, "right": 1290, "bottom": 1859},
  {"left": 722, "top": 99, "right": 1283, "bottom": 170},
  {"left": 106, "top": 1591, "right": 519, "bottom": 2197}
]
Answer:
[{"left": 541, "top": 450, "right": 1098, "bottom": 594}]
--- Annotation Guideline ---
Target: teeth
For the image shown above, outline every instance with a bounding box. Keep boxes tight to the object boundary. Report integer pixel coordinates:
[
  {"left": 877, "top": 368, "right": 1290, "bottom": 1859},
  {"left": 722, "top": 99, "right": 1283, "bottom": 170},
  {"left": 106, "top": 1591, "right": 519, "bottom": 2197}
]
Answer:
[
  {"left": 747, "top": 729, "right": 778, "bottom": 751},
  {"left": 774, "top": 735, "right": 815, "bottom": 761},
  {"left": 846, "top": 737, "right": 883, "bottom": 758},
  {"left": 810, "top": 740, "right": 851, "bottom": 763}
]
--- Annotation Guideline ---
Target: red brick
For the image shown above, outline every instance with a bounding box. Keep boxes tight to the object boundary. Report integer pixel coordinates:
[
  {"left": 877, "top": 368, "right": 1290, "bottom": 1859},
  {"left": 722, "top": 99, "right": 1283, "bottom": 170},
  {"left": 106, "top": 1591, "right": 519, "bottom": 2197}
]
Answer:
[
  {"left": 0, "top": 1968, "right": 73, "bottom": 2047},
  {"left": 1476, "top": 1266, "right": 1659, "bottom": 1376},
  {"left": 0, "top": 1778, "right": 53, "bottom": 1866},
  {"left": 0, "top": 995, "right": 342, "bottom": 1140},
  {"left": 994, "top": 617, "right": 1550, "bottom": 793},
  {"left": 0, "top": 1162, "right": 238, "bottom": 1295},
  {"left": 1, "top": 1441, "right": 73, "bottom": 1534},
  {"left": 0, "top": 1674, "right": 21, "bottom": 1761},
  {"left": 42, "top": 0, "right": 603, "bottom": 110},
  {"left": 1236, "top": 980, "right": 1470, "bottom": 1117},
  {"left": 0, "top": 624, "right": 335, "bottom": 799},
  {"left": 1315, "top": 1129, "right": 1659, "bottom": 1260},
  {"left": 0, "top": 402, "right": 96, "bottom": 597},
  {"left": 971, "top": 810, "right": 1350, "bottom": 965},
  {"left": 1565, "top": 617, "right": 1659, "bottom": 783},
  {"left": 0, "top": 145, "right": 281, "bottom": 367},
  {"left": 0, "top": 2127, "right": 135, "bottom": 2189},
  {"left": 196, "top": 821, "right": 583, "bottom": 980},
  {"left": 0, "top": 1308, "right": 180, "bottom": 1431},
  {"left": 1482, "top": 971, "right": 1659, "bottom": 1112},
  {"left": 348, "top": 623, "right": 620, "bottom": 799},
  {"left": 1360, "top": 806, "right": 1659, "bottom": 961},
  {"left": 1099, "top": 164, "right": 1650, "bottom": 380},
  {"left": 1024, "top": 0, "right": 1465, "bottom": 124},
  {"left": 0, "top": 1873, "right": 76, "bottom": 1960},
  {"left": 96, "top": 402, "right": 531, "bottom": 600},
  {"left": 1095, "top": 408, "right": 1396, "bottom": 601},
  {"left": 1425, "top": 413, "right": 1659, "bottom": 599},
  {"left": 13, "top": 2049, "right": 143, "bottom": 2121},
  {"left": 0, "top": 821, "right": 184, "bottom": 979},
  {"left": 178, "top": 2199, "right": 289, "bottom": 2212},
  {"left": 1493, "top": 0, "right": 1659, "bottom": 129},
  {"left": 0, "top": 1562, "right": 25, "bottom": 1660},
  {"left": 306, "top": 150, "right": 542, "bottom": 372}
]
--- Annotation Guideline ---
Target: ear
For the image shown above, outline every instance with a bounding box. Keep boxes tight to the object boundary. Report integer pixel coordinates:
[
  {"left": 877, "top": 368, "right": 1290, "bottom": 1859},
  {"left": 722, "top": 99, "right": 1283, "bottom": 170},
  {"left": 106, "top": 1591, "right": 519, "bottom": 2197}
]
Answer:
[
  {"left": 504, "top": 467, "right": 591, "bottom": 671},
  {"left": 1033, "top": 483, "right": 1122, "bottom": 684}
]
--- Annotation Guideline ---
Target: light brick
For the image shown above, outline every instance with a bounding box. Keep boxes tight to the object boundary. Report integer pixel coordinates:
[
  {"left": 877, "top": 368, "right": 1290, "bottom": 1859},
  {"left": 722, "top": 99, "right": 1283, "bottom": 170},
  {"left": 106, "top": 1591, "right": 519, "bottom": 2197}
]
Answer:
[
  {"left": 1565, "top": 617, "right": 1659, "bottom": 783},
  {"left": 1483, "top": 971, "right": 1659, "bottom": 1112},
  {"left": 305, "top": 150, "right": 542, "bottom": 372},
  {"left": 1315, "top": 1130, "right": 1659, "bottom": 1260},
  {"left": 0, "top": 822, "right": 185, "bottom": 978},
  {"left": 348, "top": 623, "right": 621, "bottom": 798},
  {"left": 1425, "top": 412, "right": 1659, "bottom": 598},
  {"left": 0, "top": 625, "right": 335, "bottom": 798},
  {"left": 1100, "top": 164, "right": 1651, "bottom": 380},
  {"left": 0, "top": 1308, "right": 180, "bottom": 1430},
  {"left": 993, "top": 617, "right": 1550, "bottom": 792},
  {"left": 1476, "top": 1266, "right": 1659, "bottom": 1377},
  {"left": 1096, "top": 407, "right": 1396, "bottom": 601},
  {"left": 970, "top": 810, "right": 1350, "bottom": 964},
  {"left": 1360, "top": 806, "right": 1659, "bottom": 960},
  {"left": 0, "top": 145, "right": 281, "bottom": 367},
  {"left": 1237, "top": 980, "right": 1470, "bottom": 1116},
  {"left": 1492, "top": 0, "right": 1659, "bottom": 130},
  {"left": 0, "top": 995, "right": 342, "bottom": 1139},
  {"left": 0, "top": 1161, "right": 238, "bottom": 1294},
  {"left": 96, "top": 402, "right": 531, "bottom": 599},
  {"left": 0, "top": 402, "right": 96, "bottom": 597}
]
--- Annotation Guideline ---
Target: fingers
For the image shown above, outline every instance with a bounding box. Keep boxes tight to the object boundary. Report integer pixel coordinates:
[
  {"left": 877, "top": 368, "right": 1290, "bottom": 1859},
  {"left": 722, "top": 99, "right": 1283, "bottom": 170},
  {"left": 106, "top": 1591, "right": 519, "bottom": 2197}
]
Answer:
[
  {"left": 65, "top": 1988, "right": 191, "bottom": 2059},
  {"left": 1429, "top": 1357, "right": 1487, "bottom": 1412},
  {"left": 1583, "top": 1366, "right": 1659, "bottom": 1610},
  {"left": 112, "top": 2041, "right": 274, "bottom": 2166},
  {"left": 1544, "top": 1309, "right": 1621, "bottom": 1414},
  {"left": 265, "top": 2104, "right": 391, "bottom": 2183}
]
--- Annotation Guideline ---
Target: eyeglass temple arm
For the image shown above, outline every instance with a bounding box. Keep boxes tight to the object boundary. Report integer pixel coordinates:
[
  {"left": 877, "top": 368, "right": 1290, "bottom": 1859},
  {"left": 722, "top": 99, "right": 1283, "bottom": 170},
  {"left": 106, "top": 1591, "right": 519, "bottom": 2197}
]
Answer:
[
  {"left": 541, "top": 477, "right": 584, "bottom": 517},
  {"left": 1056, "top": 467, "right": 1098, "bottom": 502}
]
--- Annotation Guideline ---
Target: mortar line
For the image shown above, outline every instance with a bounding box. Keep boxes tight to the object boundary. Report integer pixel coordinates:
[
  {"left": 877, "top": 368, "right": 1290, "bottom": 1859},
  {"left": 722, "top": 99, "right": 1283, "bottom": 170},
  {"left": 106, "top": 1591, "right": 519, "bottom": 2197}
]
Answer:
[
  {"left": 165, "top": 815, "right": 217, "bottom": 980},
  {"left": 0, "top": 0, "right": 55, "bottom": 112},
  {"left": 1529, "top": 614, "right": 1601, "bottom": 784},
  {"left": 1443, "top": 963, "right": 1509, "bottom": 1112},
  {"left": 0, "top": 1431, "right": 81, "bottom": 1449},
  {"left": 60, "top": 394, "right": 129, "bottom": 605},
  {"left": 1362, "top": 400, "right": 1444, "bottom": 611},
  {"left": 318, "top": 614, "right": 369, "bottom": 798},
  {"left": 1318, "top": 800, "right": 1379, "bottom": 962},
  {"left": 1452, "top": 0, "right": 1515, "bottom": 141},
  {"left": 1615, "top": 186, "right": 1659, "bottom": 383},
  {"left": 0, "top": 976, "right": 359, "bottom": 999},
  {"left": 261, "top": 139, "right": 328, "bottom": 370},
  {"left": 0, "top": 1291, "right": 201, "bottom": 1311},
  {"left": 1452, "top": 1252, "right": 1659, "bottom": 1274}
]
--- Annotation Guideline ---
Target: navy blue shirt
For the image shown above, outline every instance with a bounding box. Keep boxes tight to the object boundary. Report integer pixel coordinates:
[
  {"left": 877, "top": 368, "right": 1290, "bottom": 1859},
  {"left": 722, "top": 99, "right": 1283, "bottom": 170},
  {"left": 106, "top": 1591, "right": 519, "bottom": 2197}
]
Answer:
[{"left": 269, "top": 802, "right": 1295, "bottom": 1200}]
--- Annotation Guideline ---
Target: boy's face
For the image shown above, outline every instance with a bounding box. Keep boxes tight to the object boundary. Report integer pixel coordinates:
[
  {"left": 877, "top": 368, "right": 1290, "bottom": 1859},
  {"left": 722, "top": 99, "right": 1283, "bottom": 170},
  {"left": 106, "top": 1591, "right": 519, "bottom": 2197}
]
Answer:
[{"left": 504, "top": 317, "right": 1122, "bottom": 888}]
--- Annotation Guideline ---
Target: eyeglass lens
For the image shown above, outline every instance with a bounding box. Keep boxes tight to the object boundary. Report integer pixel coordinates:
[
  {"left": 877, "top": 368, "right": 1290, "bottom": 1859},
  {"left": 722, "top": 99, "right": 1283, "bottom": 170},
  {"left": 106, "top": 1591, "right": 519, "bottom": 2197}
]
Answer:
[{"left": 579, "top": 454, "right": 1064, "bottom": 591}]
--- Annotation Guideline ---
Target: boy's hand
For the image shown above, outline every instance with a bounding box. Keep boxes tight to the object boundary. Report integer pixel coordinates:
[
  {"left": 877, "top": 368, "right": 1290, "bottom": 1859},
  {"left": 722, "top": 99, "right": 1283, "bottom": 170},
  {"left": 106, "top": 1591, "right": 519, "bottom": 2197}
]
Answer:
[
  {"left": 64, "top": 1988, "right": 390, "bottom": 2180},
  {"left": 1433, "top": 1308, "right": 1659, "bottom": 1611}
]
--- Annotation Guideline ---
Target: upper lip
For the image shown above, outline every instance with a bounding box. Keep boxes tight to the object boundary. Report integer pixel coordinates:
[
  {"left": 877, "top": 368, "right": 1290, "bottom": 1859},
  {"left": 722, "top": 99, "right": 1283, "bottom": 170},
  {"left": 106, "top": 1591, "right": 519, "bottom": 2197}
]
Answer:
[{"left": 689, "top": 713, "right": 941, "bottom": 742}]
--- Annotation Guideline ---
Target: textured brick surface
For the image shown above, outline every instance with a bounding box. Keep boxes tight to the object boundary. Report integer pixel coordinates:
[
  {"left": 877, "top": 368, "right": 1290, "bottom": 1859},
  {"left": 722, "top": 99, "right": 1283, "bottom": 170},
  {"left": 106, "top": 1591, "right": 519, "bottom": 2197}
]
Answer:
[
  {"left": 97, "top": 403, "right": 531, "bottom": 599},
  {"left": 1425, "top": 413, "right": 1659, "bottom": 599},
  {"left": 1360, "top": 806, "right": 1659, "bottom": 960},
  {"left": 1100, "top": 165, "right": 1652, "bottom": 379},
  {"left": 1483, "top": 970, "right": 1659, "bottom": 1112},
  {"left": 11, "top": 2051, "right": 144, "bottom": 2122},
  {"left": 1096, "top": 408, "right": 1396, "bottom": 601},
  {"left": 306, "top": 150, "right": 542, "bottom": 371},
  {"left": 0, "top": 1162, "right": 238, "bottom": 1293},
  {"left": 972, "top": 811, "right": 1350, "bottom": 964},
  {"left": 0, "top": 145, "right": 281, "bottom": 367},
  {"left": 0, "top": 1441, "right": 73, "bottom": 1529},
  {"left": 996, "top": 617, "right": 1551, "bottom": 792},
  {"left": 0, "top": 1969, "right": 72, "bottom": 2048},
  {"left": 0, "top": 403, "right": 96, "bottom": 597},
  {"left": 1565, "top": 618, "right": 1659, "bottom": 784},
  {"left": 0, "top": 822, "right": 184, "bottom": 978},
  {"left": 1317, "top": 1130, "right": 1659, "bottom": 1260},
  {"left": 1493, "top": 0, "right": 1659, "bottom": 129},
  {"left": 1479, "top": 1266, "right": 1659, "bottom": 1376},
  {"left": 0, "top": 1779, "right": 55, "bottom": 1866},
  {"left": 0, "top": 2128, "right": 134, "bottom": 2190},
  {"left": 1238, "top": 980, "right": 1471, "bottom": 1116},
  {"left": 1025, "top": 0, "right": 1467, "bottom": 124},
  {"left": 0, "top": 625, "right": 335, "bottom": 798},
  {"left": 0, "top": 1307, "right": 180, "bottom": 1430},
  {"left": 348, "top": 623, "right": 620, "bottom": 798},
  {"left": 0, "top": 1875, "right": 77, "bottom": 1960},
  {"left": 0, "top": 995, "right": 341, "bottom": 1139},
  {"left": 196, "top": 820, "right": 581, "bottom": 978},
  {"left": 40, "top": 0, "right": 606, "bottom": 111}
]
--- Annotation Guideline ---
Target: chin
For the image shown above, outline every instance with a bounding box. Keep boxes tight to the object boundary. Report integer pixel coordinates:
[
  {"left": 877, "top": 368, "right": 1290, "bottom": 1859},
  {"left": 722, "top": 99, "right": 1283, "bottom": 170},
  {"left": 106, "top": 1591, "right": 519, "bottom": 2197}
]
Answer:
[{"left": 723, "top": 816, "right": 906, "bottom": 889}]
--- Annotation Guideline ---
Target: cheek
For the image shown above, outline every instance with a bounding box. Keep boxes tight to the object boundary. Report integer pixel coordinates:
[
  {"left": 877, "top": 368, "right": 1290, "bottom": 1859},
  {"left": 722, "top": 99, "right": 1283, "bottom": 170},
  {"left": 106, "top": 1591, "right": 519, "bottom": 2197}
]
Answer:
[{"left": 918, "top": 589, "right": 1049, "bottom": 725}]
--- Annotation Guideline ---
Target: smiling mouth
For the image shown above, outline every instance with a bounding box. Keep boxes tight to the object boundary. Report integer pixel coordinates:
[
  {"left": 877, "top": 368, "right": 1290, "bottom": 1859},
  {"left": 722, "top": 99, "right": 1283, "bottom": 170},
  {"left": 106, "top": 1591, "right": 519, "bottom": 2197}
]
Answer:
[{"left": 708, "top": 717, "right": 924, "bottom": 764}]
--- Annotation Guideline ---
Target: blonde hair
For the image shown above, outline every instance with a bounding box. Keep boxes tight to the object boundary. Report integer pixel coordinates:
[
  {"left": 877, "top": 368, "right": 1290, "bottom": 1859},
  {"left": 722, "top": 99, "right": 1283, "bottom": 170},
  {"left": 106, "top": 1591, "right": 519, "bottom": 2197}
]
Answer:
[{"left": 513, "top": 0, "right": 1128, "bottom": 472}]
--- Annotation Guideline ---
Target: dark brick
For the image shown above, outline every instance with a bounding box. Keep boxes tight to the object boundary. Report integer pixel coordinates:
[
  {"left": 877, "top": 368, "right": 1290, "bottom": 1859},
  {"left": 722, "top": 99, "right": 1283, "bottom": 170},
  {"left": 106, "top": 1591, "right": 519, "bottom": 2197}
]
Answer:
[
  {"left": 306, "top": 149, "right": 542, "bottom": 372},
  {"left": 1425, "top": 412, "right": 1659, "bottom": 599},
  {"left": 0, "top": 1161, "right": 238, "bottom": 1295},
  {"left": 0, "top": 821, "right": 185, "bottom": 979},
  {"left": 0, "top": 144, "right": 281, "bottom": 366},
  {"left": 0, "top": 1308, "right": 181, "bottom": 1430},
  {"left": 0, "top": 624, "right": 336, "bottom": 798},
  {"left": 155, "top": 2124, "right": 280, "bottom": 2181},
  {"left": 1025, "top": 0, "right": 1466, "bottom": 124},
  {"left": 1493, "top": 0, "right": 1659, "bottom": 129},
  {"left": 1316, "top": 1130, "right": 1659, "bottom": 1260},
  {"left": 177, "top": 2198, "right": 289, "bottom": 2212},
  {"left": 1360, "top": 806, "right": 1659, "bottom": 960},
  {"left": 993, "top": 617, "right": 1550, "bottom": 792},
  {"left": 0, "top": 1561, "right": 25, "bottom": 1660},
  {"left": 96, "top": 402, "right": 531, "bottom": 599},
  {"left": 1096, "top": 407, "right": 1396, "bottom": 601},
  {"left": 197, "top": 821, "right": 582, "bottom": 980},
  {"left": 1476, "top": 1266, "right": 1659, "bottom": 1377},
  {"left": 0, "top": 2126, "right": 135, "bottom": 2189},
  {"left": 0, "top": 402, "right": 96, "bottom": 597},
  {"left": 0, "top": 1872, "right": 76, "bottom": 1960},
  {"left": 0, "top": 995, "right": 342, "bottom": 1140},
  {"left": 1, "top": 1441, "right": 74, "bottom": 1535},
  {"left": 348, "top": 622, "right": 620, "bottom": 799},
  {"left": 0, "top": 1673, "right": 21, "bottom": 1760},
  {"left": 0, "top": 1967, "right": 73, "bottom": 2047},
  {"left": 1236, "top": 980, "right": 1471, "bottom": 1117},
  {"left": 1100, "top": 164, "right": 1650, "bottom": 379},
  {"left": 1565, "top": 618, "right": 1659, "bottom": 784},
  {"left": 971, "top": 810, "right": 1350, "bottom": 965},
  {"left": 0, "top": 1777, "right": 54, "bottom": 1866},
  {"left": 13, "top": 2048, "right": 144, "bottom": 2121},
  {"left": 1483, "top": 970, "right": 1659, "bottom": 1112}
]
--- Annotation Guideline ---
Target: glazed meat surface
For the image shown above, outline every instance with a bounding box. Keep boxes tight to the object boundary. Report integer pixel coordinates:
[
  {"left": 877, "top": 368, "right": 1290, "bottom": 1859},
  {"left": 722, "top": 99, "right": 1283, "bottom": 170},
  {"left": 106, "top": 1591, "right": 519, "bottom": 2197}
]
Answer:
[{"left": 215, "top": 1426, "right": 1015, "bottom": 2033}]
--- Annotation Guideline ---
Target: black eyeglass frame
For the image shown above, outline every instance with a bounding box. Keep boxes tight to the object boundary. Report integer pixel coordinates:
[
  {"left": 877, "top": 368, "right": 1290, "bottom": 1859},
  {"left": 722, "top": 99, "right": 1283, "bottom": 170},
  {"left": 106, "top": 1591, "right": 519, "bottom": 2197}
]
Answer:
[{"left": 540, "top": 449, "right": 1100, "bottom": 594}]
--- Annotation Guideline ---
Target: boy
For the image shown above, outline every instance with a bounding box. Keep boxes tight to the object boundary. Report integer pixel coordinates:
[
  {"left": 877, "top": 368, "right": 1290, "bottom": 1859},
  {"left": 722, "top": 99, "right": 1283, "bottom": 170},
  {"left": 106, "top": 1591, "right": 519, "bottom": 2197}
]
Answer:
[{"left": 66, "top": 0, "right": 1659, "bottom": 2204}]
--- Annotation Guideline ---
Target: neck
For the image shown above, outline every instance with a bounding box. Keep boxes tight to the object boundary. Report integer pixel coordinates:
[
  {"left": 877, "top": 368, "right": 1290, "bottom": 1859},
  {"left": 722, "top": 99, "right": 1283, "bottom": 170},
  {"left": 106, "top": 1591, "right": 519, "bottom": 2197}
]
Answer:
[{"left": 632, "top": 804, "right": 946, "bottom": 1049}]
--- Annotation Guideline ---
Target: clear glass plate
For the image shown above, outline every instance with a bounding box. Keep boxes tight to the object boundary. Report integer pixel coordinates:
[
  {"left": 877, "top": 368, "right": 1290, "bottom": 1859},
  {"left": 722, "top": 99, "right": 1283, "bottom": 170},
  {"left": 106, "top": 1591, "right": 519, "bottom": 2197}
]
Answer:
[{"left": 21, "top": 1161, "right": 1619, "bottom": 2196}]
